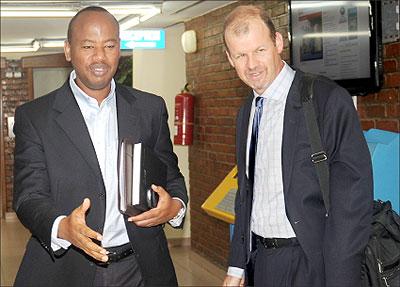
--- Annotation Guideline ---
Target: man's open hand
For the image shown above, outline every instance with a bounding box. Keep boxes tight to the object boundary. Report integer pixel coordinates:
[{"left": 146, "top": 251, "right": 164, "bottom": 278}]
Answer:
[{"left": 58, "top": 198, "right": 108, "bottom": 262}]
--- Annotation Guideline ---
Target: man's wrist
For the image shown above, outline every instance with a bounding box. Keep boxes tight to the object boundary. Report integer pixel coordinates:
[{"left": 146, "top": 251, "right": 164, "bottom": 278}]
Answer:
[
  {"left": 169, "top": 198, "right": 186, "bottom": 227},
  {"left": 51, "top": 216, "right": 71, "bottom": 251}
]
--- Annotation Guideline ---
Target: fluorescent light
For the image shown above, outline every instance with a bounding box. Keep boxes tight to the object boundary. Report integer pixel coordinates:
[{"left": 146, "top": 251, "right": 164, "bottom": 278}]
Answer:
[
  {"left": 1, "top": 41, "right": 40, "bottom": 53},
  {"left": 120, "top": 16, "right": 140, "bottom": 31},
  {"left": 139, "top": 8, "right": 160, "bottom": 22},
  {"left": 1, "top": 4, "right": 161, "bottom": 18},
  {"left": 291, "top": 1, "right": 370, "bottom": 10},
  {"left": 1, "top": 10, "right": 76, "bottom": 17},
  {"left": 301, "top": 31, "right": 371, "bottom": 38},
  {"left": 119, "top": 7, "right": 160, "bottom": 31},
  {"left": 40, "top": 39, "right": 66, "bottom": 48},
  {"left": 107, "top": 6, "right": 160, "bottom": 16}
]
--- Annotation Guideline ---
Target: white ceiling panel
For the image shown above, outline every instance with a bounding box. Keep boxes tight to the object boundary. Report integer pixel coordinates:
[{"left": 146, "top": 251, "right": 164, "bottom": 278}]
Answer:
[{"left": 1, "top": 0, "right": 236, "bottom": 53}]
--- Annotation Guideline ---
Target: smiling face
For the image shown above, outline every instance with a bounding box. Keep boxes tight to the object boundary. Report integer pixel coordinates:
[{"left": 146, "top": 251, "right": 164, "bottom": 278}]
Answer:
[
  {"left": 64, "top": 10, "right": 120, "bottom": 100},
  {"left": 225, "top": 17, "right": 284, "bottom": 95}
]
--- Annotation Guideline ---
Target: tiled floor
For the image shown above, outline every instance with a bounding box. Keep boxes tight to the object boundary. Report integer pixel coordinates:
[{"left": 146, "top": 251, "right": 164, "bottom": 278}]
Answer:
[{"left": 1, "top": 217, "right": 226, "bottom": 286}]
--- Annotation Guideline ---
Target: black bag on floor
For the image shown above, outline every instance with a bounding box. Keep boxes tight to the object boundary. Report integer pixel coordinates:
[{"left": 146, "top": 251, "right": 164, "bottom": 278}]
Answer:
[{"left": 361, "top": 200, "right": 400, "bottom": 287}]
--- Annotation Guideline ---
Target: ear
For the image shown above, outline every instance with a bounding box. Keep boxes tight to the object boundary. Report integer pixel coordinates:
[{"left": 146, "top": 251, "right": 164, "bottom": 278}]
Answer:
[
  {"left": 225, "top": 50, "right": 235, "bottom": 68},
  {"left": 64, "top": 40, "right": 71, "bottom": 62},
  {"left": 275, "top": 32, "right": 284, "bottom": 54}
]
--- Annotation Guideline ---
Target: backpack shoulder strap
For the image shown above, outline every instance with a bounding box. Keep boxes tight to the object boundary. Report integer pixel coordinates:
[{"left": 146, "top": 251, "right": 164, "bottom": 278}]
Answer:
[{"left": 301, "top": 73, "right": 330, "bottom": 216}]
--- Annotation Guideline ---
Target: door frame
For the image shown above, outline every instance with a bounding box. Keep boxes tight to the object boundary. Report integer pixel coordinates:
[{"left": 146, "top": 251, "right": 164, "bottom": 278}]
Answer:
[{"left": 0, "top": 53, "right": 71, "bottom": 217}]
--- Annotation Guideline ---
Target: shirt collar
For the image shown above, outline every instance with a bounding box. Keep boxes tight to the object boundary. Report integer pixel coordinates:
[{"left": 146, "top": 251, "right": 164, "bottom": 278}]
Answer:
[
  {"left": 253, "top": 61, "right": 295, "bottom": 103},
  {"left": 69, "top": 70, "right": 116, "bottom": 107}
]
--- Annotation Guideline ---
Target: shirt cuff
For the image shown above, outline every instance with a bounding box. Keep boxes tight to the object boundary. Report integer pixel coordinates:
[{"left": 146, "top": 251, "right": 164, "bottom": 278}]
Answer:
[
  {"left": 168, "top": 198, "right": 186, "bottom": 227},
  {"left": 51, "top": 215, "right": 72, "bottom": 251},
  {"left": 227, "top": 266, "right": 245, "bottom": 279}
]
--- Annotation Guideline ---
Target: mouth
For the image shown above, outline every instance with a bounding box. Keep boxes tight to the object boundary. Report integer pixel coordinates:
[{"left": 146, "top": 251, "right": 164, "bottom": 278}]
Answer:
[
  {"left": 247, "top": 71, "right": 263, "bottom": 81},
  {"left": 90, "top": 63, "right": 109, "bottom": 77}
]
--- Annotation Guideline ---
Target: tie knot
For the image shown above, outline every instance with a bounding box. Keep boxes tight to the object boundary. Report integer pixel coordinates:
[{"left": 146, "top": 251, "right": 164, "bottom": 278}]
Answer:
[{"left": 255, "top": 96, "right": 264, "bottom": 108}]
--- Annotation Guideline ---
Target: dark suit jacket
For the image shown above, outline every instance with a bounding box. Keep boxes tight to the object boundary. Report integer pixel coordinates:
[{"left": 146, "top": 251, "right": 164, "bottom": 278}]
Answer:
[
  {"left": 13, "top": 81, "right": 188, "bottom": 287},
  {"left": 229, "top": 70, "right": 373, "bottom": 287}
]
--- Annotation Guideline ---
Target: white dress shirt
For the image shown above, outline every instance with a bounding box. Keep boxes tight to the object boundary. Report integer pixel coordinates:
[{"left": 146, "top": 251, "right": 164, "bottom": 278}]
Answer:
[
  {"left": 228, "top": 62, "right": 296, "bottom": 278},
  {"left": 51, "top": 71, "right": 186, "bottom": 250}
]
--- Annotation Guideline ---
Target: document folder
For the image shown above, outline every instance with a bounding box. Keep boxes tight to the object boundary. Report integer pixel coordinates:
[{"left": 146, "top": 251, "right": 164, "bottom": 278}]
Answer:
[{"left": 118, "top": 139, "right": 167, "bottom": 216}]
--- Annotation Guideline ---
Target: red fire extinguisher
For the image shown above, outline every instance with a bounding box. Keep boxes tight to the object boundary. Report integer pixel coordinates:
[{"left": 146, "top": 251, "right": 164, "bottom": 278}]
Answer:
[{"left": 174, "top": 83, "right": 194, "bottom": 145}]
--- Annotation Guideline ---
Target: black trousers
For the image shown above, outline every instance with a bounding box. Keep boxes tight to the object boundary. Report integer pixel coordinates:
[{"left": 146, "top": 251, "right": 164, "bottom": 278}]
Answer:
[
  {"left": 252, "top": 240, "right": 318, "bottom": 287},
  {"left": 93, "top": 252, "right": 144, "bottom": 287}
]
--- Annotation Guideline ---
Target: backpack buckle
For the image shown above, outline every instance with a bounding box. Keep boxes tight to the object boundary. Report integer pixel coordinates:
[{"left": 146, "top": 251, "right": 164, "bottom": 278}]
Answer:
[{"left": 311, "top": 151, "right": 327, "bottom": 163}]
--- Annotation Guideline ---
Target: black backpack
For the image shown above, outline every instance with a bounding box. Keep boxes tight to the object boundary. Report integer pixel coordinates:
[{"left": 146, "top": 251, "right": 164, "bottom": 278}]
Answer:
[
  {"left": 361, "top": 200, "right": 400, "bottom": 287},
  {"left": 302, "top": 74, "right": 400, "bottom": 287}
]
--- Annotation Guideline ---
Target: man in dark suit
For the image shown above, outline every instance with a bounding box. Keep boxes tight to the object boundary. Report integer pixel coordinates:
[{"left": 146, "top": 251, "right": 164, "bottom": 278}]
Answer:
[
  {"left": 222, "top": 5, "right": 373, "bottom": 287},
  {"left": 13, "top": 6, "right": 187, "bottom": 287}
]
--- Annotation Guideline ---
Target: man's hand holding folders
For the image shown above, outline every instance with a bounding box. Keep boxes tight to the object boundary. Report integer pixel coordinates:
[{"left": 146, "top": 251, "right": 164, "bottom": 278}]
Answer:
[
  {"left": 118, "top": 139, "right": 182, "bottom": 226},
  {"left": 128, "top": 184, "right": 182, "bottom": 227}
]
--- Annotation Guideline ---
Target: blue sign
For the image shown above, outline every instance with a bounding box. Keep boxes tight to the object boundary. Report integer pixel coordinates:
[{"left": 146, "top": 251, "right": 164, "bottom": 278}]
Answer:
[{"left": 120, "top": 30, "right": 165, "bottom": 50}]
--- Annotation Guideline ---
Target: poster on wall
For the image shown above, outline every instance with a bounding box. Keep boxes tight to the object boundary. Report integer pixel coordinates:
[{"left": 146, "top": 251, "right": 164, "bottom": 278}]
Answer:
[{"left": 291, "top": 1, "right": 371, "bottom": 81}]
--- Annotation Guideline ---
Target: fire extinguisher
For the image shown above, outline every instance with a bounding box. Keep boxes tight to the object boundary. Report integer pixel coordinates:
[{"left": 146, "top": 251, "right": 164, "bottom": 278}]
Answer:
[{"left": 174, "top": 83, "right": 194, "bottom": 145}]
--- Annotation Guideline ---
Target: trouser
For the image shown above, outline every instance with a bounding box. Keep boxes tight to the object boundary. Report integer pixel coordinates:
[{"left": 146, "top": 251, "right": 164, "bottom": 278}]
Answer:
[
  {"left": 93, "top": 244, "right": 144, "bottom": 287},
  {"left": 252, "top": 236, "right": 315, "bottom": 287}
]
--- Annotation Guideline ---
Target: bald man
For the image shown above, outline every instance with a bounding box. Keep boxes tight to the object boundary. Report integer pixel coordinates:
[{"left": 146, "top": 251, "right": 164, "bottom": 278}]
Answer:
[{"left": 13, "top": 6, "right": 187, "bottom": 287}]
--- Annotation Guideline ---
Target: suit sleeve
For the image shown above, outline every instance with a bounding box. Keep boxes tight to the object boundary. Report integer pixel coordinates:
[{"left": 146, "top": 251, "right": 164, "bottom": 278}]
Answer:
[
  {"left": 13, "top": 106, "right": 61, "bottom": 257},
  {"left": 321, "top": 86, "right": 373, "bottom": 286},
  {"left": 153, "top": 98, "right": 188, "bottom": 227},
  {"left": 228, "top": 107, "right": 247, "bottom": 270}
]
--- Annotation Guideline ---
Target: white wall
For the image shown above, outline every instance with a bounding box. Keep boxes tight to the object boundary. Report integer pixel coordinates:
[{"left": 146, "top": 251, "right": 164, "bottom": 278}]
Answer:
[{"left": 132, "top": 23, "right": 190, "bottom": 239}]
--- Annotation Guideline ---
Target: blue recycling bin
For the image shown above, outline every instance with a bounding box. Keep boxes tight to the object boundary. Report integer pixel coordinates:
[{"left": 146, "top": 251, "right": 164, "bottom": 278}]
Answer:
[{"left": 364, "top": 129, "right": 399, "bottom": 213}]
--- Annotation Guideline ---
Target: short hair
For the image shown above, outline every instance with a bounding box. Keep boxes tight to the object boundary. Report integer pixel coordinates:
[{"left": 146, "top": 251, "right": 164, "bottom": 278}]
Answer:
[
  {"left": 223, "top": 5, "right": 277, "bottom": 52},
  {"left": 67, "top": 6, "right": 119, "bottom": 42}
]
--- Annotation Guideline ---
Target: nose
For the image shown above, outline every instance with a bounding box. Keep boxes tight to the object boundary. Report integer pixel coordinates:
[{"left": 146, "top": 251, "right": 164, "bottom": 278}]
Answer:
[
  {"left": 94, "top": 47, "right": 106, "bottom": 61},
  {"left": 247, "top": 54, "right": 257, "bottom": 70}
]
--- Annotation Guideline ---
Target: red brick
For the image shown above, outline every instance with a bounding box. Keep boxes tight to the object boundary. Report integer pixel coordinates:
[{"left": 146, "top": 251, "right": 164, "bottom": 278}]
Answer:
[
  {"left": 385, "top": 42, "right": 400, "bottom": 58},
  {"left": 387, "top": 103, "right": 400, "bottom": 118},
  {"left": 378, "top": 88, "right": 399, "bottom": 103},
  {"left": 384, "top": 59, "right": 398, "bottom": 73},
  {"left": 361, "top": 120, "right": 375, "bottom": 130},
  {"left": 376, "top": 120, "right": 399, "bottom": 132},
  {"left": 357, "top": 104, "right": 367, "bottom": 118},
  {"left": 365, "top": 105, "right": 385, "bottom": 118},
  {"left": 357, "top": 93, "right": 377, "bottom": 103},
  {"left": 385, "top": 73, "right": 400, "bottom": 88}
]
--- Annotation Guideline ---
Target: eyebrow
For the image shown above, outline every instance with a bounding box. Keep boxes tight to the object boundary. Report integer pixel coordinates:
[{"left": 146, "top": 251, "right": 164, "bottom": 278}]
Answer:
[{"left": 80, "top": 38, "right": 119, "bottom": 43}]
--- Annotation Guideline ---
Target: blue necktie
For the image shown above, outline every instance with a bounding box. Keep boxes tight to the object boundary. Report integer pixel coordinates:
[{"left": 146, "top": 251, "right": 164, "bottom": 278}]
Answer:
[{"left": 249, "top": 97, "right": 264, "bottom": 183}]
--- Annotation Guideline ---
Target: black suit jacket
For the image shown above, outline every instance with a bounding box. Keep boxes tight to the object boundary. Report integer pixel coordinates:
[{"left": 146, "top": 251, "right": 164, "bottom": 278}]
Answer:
[
  {"left": 13, "top": 81, "right": 188, "bottom": 287},
  {"left": 229, "top": 70, "right": 373, "bottom": 287}
]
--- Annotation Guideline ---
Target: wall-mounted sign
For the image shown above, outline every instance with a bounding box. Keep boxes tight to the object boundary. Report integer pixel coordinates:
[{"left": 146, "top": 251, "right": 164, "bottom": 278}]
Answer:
[{"left": 120, "top": 30, "right": 165, "bottom": 50}]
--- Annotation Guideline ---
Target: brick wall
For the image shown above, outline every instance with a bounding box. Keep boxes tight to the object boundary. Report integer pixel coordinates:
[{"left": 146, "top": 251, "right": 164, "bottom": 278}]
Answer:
[
  {"left": 1, "top": 59, "right": 30, "bottom": 212},
  {"left": 358, "top": 42, "right": 400, "bottom": 132},
  {"left": 186, "top": 1, "right": 400, "bottom": 269},
  {"left": 185, "top": 1, "right": 290, "bottom": 268}
]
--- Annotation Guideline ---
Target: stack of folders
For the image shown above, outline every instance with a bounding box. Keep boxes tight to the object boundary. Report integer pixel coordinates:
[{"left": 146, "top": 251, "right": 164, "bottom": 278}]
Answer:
[{"left": 118, "top": 139, "right": 167, "bottom": 216}]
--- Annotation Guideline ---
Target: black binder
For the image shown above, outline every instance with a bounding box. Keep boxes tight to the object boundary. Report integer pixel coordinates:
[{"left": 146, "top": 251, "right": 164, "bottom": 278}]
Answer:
[{"left": 118, "top": 139, "right": 167, "bottom": 216}]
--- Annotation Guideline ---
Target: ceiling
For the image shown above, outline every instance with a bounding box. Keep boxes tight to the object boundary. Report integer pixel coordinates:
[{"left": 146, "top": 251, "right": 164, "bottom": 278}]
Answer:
[{"left": 1, "top": 0, "right": 236, "bottom": 55}]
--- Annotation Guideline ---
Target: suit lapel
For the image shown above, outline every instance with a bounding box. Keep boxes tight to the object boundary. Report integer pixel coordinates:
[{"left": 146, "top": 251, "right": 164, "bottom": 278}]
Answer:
[
  {"left": 282, "top": 72, "right": 304, "bottom": 195},
  {"left": 116, "top": 85, "right": 141, "bottom": 143},
  {"left": 238, "top": 94, "right": 253, "bottom": 172},
  {"left": 53, "top": 82, "right": 102, "bottom": 177}
]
